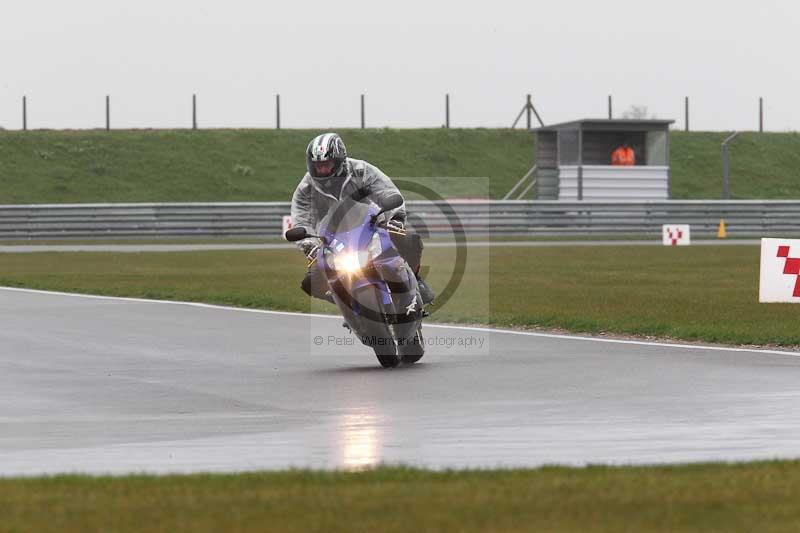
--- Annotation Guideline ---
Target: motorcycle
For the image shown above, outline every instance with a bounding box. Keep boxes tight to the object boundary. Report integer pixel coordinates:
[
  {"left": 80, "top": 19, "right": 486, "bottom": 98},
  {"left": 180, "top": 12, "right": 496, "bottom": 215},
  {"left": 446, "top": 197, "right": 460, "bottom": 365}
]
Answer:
[{"left": 285, "top": 193, "right": 425, "bottom": 368}]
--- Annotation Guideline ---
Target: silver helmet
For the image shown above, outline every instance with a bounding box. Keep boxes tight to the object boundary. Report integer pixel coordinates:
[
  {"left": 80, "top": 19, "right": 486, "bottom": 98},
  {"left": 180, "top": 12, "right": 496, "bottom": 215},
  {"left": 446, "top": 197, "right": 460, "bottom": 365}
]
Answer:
[{"left": 306, "top": 133, "right": 347, "bottom": 180}]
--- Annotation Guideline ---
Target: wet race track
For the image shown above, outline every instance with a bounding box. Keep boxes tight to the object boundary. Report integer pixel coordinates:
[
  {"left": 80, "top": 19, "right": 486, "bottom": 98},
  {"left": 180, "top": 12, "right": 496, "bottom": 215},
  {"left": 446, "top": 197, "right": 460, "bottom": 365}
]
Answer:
[{"left": 2, "top": 286, "right": 800, "bottom": 476}]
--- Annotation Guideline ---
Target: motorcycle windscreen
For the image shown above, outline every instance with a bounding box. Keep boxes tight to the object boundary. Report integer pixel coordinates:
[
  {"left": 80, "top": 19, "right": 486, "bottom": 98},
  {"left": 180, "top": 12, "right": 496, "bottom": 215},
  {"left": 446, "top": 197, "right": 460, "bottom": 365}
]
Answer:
[{"left": 318, "top": 197, "right": 375, "bottom": 239}]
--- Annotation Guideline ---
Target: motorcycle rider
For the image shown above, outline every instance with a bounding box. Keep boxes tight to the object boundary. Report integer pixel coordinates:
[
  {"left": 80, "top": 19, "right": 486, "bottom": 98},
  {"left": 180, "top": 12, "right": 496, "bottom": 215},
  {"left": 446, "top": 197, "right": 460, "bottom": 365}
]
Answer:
[{"left": 290, "top": 132, "right": 435, "bottom": 306}]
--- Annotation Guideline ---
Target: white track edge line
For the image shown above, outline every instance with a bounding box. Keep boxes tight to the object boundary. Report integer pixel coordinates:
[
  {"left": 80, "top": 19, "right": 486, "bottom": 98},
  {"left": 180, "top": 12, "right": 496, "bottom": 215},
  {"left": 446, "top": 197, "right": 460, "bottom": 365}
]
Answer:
[
  {"left": 0, "top": 286, "right": 338, "bottom": 321},
  {"left": 1, "top": 285, "right": 797, "bottom": 357}
]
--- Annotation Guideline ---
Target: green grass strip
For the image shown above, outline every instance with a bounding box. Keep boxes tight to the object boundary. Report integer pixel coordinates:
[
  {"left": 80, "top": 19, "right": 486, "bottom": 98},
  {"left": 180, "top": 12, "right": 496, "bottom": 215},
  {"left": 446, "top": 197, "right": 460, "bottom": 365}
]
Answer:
[
  {"left": 2, "top": 245, "right": 799, "bottom": 346},
  {"left": 3, "top": 462, "right": 800, "bottom": 532}
]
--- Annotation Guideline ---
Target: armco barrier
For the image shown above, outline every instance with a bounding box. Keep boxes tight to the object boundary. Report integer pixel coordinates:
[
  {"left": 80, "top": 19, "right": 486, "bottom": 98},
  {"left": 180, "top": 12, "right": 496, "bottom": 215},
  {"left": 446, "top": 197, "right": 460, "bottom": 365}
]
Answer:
[{"left": 2, "top": 200, "right": 800, "bottom": 239}]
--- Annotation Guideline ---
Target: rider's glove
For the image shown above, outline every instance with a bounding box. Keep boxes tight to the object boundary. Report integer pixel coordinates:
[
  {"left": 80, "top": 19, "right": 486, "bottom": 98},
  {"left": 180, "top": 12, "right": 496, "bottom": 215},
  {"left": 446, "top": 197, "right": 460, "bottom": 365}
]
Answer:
[
  {"left": 305, "top": 244, "right": 320, "bottom": 261},
  {"left": 386, "top": 218, "right": 405, "bottom": 233},
  {"left": 299, "top": 238, "right": 320, "bottom": 260}
]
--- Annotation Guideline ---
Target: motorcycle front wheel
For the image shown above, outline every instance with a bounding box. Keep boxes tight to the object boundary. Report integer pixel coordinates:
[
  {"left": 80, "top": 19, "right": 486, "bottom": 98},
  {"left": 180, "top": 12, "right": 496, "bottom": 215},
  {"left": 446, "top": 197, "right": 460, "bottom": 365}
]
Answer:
[
  {"left": 399, "top": 325, "right": 425, "bottom": 365},
  {"left": 350, "top": 285, "right": 400, "bottom": 368}
]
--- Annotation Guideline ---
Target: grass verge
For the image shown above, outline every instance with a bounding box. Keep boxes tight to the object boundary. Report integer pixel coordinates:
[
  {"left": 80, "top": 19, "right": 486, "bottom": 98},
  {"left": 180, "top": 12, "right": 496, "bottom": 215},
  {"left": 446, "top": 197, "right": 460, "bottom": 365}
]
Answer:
[
  {"left": 0, "top": 128, "right": 530, "bottom": 203},
  {"left": 2, "top": 244, "right": 799, "bottom": 346},
  {"left": 3, "top": 462, "right": 800, "bottom": 532},
  {"left": 1, "top": 129, "right": 799, "bottom": 203},
  {"left": 670, "top": 131, "right": 800, "bottom": 199}
]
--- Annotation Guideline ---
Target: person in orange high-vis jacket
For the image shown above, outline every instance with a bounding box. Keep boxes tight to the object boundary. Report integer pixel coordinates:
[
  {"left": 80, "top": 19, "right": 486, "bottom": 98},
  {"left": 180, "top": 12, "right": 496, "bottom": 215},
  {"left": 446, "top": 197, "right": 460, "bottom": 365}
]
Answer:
[{"left": 611, "top": 141, "right": 636, "bottom": 166}]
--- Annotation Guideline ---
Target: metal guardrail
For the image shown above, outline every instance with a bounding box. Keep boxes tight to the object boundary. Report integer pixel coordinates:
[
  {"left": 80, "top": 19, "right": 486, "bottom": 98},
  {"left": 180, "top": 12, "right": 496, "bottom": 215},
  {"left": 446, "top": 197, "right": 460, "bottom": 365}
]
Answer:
[
  {"left": 409, "top": 200, "right": 800, "bottom": 237},
  {"left": 2, "top": 200, "right": 800, "bottom": 239}
]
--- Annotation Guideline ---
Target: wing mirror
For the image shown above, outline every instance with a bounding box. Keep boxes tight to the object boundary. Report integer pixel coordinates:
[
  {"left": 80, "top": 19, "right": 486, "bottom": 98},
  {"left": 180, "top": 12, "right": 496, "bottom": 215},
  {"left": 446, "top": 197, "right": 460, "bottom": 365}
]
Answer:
[{"left": 284, "top": 227, "right": 308, "bottom": 242}]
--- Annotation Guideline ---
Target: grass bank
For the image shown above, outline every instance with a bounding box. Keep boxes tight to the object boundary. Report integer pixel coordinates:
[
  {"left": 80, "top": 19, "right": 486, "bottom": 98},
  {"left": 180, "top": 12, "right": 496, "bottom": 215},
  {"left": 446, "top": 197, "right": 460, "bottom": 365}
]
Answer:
[
  {"left": 0, "top": 129, "right": 530, "bottom": 203},
  {"left": 3, "top": 462, "right": 800, "bottom": 532},
  {"left": 669, "top": 131, "right": 800, "bottom": 199},
  {"left": 0, "top": 129, "right": 798, "bottom": 203},
  {"left": 2, "top": 244, "right": 799, "bottom": 346}
]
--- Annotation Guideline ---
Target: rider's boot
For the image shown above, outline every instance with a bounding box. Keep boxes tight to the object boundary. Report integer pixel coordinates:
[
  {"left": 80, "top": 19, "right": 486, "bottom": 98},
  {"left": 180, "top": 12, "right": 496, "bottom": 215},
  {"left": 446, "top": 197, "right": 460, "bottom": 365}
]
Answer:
[
  {"left": 302, "top": 271, "right": 335, "bottom": 304},
  {"left": 416, "top": 276, "right": 436, "bottom": 305}
]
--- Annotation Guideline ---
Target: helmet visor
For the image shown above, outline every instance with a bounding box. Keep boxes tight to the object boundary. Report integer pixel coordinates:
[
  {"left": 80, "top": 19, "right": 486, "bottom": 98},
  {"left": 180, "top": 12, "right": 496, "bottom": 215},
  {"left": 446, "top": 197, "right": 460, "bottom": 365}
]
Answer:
[{"left": 313, "top": 160, "right": 336, "bottom": 178}]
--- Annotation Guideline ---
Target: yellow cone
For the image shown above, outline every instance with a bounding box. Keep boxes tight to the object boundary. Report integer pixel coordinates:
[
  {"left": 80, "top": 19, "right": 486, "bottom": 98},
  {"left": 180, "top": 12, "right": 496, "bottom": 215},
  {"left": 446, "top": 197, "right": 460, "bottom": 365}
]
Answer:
[{"left": 717, "top": 219, "right": 727, "bottom": 239}]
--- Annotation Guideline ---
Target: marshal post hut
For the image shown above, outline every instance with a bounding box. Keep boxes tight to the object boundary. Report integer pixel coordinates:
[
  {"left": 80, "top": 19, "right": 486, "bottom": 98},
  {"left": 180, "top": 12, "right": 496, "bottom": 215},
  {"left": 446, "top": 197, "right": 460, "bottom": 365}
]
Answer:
[{"left": 532, "top": 119, "right": 675, "bottom": 200}]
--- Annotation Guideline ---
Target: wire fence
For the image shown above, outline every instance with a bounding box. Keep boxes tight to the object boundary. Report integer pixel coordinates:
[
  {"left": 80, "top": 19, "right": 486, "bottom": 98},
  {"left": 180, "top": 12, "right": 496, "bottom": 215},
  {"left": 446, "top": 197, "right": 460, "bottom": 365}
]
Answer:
[{"left": 1, "top": 94, "right": 774, "bottom": 132}]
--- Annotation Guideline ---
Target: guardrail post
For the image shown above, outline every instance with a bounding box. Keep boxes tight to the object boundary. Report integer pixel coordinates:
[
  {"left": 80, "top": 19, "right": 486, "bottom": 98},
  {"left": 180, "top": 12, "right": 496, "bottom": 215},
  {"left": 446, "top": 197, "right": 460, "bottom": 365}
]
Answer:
[
  {"left": 105, "top": 95, "right": 110, "bottom": 131},
  {"left": 276, "top": 94, "right": 281, "bottom": 129},
  {"left": 360, "top": 94, "right": 365, "bottom": 129},
  {"left": 22, "top": 96, "right": 27, "bottom": 131},
  {"left": 192, "top": 94, "right": 197, "bottom": 130},
  {"left": 759, "top": 97, "right": 764, "bottom": 132},
  {"left": 445, "top": 94, "right": 450, "bottom": 128}
]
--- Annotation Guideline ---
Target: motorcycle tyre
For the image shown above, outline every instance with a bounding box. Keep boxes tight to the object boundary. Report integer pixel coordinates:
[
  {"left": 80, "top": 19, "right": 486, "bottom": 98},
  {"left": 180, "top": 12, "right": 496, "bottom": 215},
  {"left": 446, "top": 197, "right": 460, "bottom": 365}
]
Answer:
[
  {"left": 400, "top": 325, "right": 425, "bottom": 365},
  {"left": 350, "top": 285, "right": 400, "bottom": 368}
]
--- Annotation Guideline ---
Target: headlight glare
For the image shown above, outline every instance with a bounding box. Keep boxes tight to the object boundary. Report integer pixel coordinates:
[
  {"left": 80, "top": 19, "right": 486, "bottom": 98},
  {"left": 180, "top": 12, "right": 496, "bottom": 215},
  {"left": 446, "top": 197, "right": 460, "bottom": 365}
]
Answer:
[{"left": 333, "top": 252, "right": 363, "bottom": 273}]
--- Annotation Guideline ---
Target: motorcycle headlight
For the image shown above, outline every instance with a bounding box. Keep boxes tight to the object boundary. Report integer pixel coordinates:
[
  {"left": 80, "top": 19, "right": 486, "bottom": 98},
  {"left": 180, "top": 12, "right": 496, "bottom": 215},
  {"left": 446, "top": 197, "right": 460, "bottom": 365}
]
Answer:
[
  {"left": 367, "top": 232, "right": 383, "bottom": 259},
  {"left": 333, "top": 252, "right": 364, "bottom": 273}
]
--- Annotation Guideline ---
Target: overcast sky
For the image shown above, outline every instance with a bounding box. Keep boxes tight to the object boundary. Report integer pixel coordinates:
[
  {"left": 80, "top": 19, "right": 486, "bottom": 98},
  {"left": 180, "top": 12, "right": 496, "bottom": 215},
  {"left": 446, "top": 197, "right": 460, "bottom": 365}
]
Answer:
[{"left": 1, "top": 0, "right": 798, "bottom": 131}]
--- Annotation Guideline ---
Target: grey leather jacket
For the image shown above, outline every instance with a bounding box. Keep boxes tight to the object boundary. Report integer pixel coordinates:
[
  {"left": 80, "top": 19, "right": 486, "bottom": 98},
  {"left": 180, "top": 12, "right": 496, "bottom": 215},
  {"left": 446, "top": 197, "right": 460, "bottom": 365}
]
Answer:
[{"left": 290, "top": 158, "right": 405, "bottom": 252}]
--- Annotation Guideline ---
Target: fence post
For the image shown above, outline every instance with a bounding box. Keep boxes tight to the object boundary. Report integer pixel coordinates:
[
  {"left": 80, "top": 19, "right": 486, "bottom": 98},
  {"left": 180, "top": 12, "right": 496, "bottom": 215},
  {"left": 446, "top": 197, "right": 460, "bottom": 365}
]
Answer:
[
  {"left": 192, "top": 94, "right": 197, "bottom": 129},
  {"left": 685, "top": 96, "right": 690, "bottom": 132},
  {"left": 759, "top": 97, "right": 764, "bottom": 132},
  {"left": 276, "top": 94, "right": 281, "bottom": 129},
  {"left": 577, "top": 129, "right": 584, "bottom": 200},
  {"left": 105, "top": 95, "right": 110, "bottom": 131},
  {"left": 608, "top": 95, "right": 612, "bottom": 119},
  {"left": 22, "top": 96, "right": 27, "bottom": 131},
  {"left": 526, "top": 94, "right": 532, "bottom": 130},
  {"left": 360, "top": 94, "right": 365, "bottom": 129},
  {"left": 445, "top": 94, "right": 450, "bottom": 128}
]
